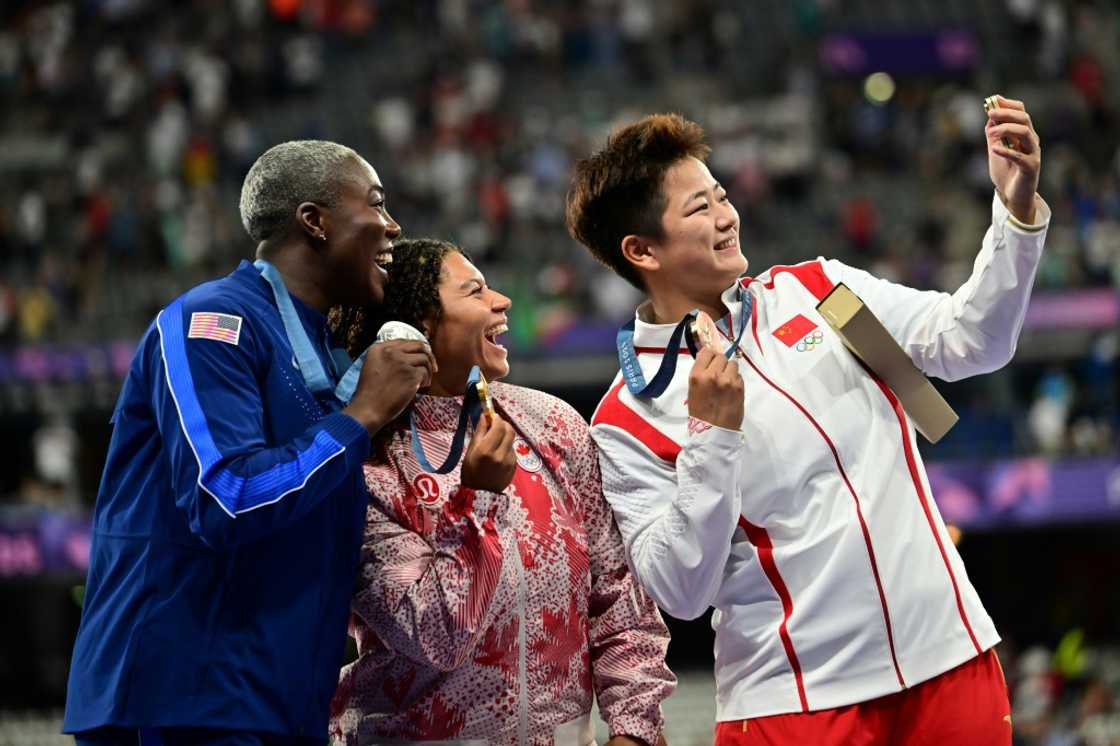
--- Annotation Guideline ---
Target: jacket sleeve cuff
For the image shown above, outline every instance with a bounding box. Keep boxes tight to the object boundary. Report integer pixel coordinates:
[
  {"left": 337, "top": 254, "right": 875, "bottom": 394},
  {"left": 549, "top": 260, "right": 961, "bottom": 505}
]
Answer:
[
  {"left": 320, "top": 411, "right": 372, "bottom": 461},
  {"left": 687, "top": 417, "right": 746, "bottom": 448},
  {"left": 992, "top": 191, "right": 1050, "bottom": 234},
  {"left": 608, "top": 713, "right": 664, "bottom": 746}
]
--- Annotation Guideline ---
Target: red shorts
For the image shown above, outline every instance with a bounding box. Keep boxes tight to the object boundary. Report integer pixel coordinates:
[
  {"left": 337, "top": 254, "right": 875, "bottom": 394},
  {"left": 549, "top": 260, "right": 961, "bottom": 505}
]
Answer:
[{"left": 714, "top": 649, "right": 1011, "bottom": 746}]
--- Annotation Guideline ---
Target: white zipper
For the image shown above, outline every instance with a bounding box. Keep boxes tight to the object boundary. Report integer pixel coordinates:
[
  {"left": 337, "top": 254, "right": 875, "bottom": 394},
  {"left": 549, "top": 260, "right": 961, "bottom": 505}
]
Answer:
[{"left": 511, "top": 541, "right": 530, "bottom": 745}]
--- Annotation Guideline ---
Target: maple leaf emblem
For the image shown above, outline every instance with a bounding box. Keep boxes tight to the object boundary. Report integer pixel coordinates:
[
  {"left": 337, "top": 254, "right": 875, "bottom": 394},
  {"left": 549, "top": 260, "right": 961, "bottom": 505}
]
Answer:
[
  {"left": 474, "top": 617, "right": 519, "bottom": 683},
  {"left": 407, "top": 692, "right": 466, "bottom": 739},
  {"left": 529, "top": 597, "right": 588, "bottom": 690},
  {"left": 552, "top": 497, "right": 589, "bottom": 589},
  {"left": 552, "top": 495, "right": 584, "bottom": 536},
  {"left": 536, "top": 441, "right": 564, "bottom": 473}
]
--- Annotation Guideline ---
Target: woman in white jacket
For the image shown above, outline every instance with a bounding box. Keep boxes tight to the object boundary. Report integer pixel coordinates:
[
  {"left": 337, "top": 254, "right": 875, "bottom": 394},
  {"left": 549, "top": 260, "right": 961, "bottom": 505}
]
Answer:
[{"left": 565, "top": 104, "right": 1047, "bottom": 746}]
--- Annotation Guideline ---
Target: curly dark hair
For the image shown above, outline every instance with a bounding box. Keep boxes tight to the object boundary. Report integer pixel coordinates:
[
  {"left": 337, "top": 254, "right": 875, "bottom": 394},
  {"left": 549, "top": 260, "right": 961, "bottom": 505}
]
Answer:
[{"left": 328, "top": 237, "right": 466, "bottom": 358}]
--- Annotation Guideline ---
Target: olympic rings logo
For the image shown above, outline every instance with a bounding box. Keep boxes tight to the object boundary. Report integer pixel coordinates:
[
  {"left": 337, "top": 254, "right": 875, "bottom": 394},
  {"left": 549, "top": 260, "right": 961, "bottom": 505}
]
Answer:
[{"left": 796, "top": 330, "right": 825, "bottom": 352}]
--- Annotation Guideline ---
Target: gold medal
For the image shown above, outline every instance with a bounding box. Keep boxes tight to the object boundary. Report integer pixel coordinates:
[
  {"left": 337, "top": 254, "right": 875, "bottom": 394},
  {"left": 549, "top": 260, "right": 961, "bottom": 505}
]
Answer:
[{"left": 476, "top": 371, "right": 495, "bottom": 422}]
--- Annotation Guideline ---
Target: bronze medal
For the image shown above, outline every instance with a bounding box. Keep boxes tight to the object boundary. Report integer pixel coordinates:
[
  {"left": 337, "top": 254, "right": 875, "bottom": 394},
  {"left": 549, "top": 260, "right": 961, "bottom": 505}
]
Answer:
[{"left": 690, "top": 311, "right": 720, "bottom": 351}]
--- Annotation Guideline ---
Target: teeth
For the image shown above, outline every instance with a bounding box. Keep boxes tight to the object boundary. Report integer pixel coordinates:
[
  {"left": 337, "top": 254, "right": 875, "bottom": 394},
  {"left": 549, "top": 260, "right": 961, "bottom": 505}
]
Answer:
[
  {"left": 485, "top": 323, "right": 508, "bottom": 338},
  {"left": 715, "top": 237, "right": 737, "bottom": 250}
]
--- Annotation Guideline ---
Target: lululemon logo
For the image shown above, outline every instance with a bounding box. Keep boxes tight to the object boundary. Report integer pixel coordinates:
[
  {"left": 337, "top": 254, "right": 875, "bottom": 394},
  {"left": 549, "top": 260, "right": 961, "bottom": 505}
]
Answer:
[
  {"left": 796, "top": 330, "right": 825, "bottom": 352},
  {"left": 412, "top": 473, "right": 441, "bottom": 504}
]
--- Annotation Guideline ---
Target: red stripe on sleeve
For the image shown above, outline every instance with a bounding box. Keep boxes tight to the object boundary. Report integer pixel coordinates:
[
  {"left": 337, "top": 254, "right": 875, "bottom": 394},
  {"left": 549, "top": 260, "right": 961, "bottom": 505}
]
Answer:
[
  {"left": 763, "top": 261, "right": 834, "bottom": 301},
  {"left": 592, "top": 380, "right": 682, "bottom": 465}
]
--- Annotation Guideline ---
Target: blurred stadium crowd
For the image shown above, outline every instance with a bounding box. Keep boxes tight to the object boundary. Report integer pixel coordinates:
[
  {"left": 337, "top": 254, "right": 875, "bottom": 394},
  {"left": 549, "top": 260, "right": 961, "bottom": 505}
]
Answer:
[
  {"left": 0, "top": 0, "right": 1118, "bottom": 744},
  {"left": 1, "top": 0, "right": 1118, "bottom": 453}
]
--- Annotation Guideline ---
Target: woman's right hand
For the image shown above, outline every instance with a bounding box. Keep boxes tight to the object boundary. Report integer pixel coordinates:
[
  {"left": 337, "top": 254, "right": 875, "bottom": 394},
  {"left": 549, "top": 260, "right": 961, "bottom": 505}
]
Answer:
[
  {"left": 461, "top": 412, "right": 517, "bottom": 493},
  {"left": 343, "top": 340, "right": 436, "bottom": 434},
  {"left": 687, "top": 347, "right": 744, "bottom": 431}
]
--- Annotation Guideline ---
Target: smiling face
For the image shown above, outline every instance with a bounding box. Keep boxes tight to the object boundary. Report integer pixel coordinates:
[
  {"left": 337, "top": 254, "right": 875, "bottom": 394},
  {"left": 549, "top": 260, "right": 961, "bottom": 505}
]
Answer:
[
  {"left": 646, "top": 156, "right": 746, "bottom": 304},
  {"left": 426, "top": 251, "right": 512, "bottom": 396},
  {"left": 619, "top": 156, "right": 747, "bottom": 322},
  {"left": 321, "top": 157, "right": 401, "bottom": 306}
]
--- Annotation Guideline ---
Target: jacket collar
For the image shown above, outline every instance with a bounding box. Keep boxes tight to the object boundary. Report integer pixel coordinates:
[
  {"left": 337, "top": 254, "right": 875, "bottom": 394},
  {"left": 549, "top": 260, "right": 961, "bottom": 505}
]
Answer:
[{"left": 629, "top": 278, "right": 750, "bottom": 350}]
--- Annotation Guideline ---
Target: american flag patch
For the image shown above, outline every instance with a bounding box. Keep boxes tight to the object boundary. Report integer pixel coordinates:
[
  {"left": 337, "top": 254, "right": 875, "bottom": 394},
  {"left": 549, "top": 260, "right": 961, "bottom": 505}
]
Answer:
[{"left": 188, "top": 312, "right": 242, "bottom": 346}]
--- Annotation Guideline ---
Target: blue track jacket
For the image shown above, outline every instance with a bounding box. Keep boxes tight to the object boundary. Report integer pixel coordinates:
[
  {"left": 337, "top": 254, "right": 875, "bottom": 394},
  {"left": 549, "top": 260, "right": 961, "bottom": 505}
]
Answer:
[{"left": 63, "top": 261, "right": 371, "bottom": 737}]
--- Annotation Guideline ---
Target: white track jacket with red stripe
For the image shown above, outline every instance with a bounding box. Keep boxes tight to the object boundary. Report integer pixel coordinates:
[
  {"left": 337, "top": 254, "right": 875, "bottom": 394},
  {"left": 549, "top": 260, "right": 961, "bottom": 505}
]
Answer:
[{"left": 590, "top": 193, "right": 1050, "bottom": 722}]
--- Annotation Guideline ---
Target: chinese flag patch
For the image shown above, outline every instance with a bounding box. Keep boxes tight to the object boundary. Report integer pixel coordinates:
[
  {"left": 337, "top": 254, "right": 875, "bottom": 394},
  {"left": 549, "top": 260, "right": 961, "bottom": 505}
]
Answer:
[{"left": 772, "top": 314, "right": 817, "bottom": 347}]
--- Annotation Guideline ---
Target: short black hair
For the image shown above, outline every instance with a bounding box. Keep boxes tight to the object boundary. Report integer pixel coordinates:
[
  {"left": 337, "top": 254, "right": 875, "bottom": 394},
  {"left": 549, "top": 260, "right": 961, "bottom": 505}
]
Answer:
[{"left": 566, "top": 113, "right": 710, "bottom": 290}]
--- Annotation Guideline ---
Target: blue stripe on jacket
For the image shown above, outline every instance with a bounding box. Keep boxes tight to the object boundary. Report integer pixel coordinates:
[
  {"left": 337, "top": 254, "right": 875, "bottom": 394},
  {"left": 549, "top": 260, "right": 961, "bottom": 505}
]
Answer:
[{"left": 155, "top": 299, "right": 347, "bottom": 516}]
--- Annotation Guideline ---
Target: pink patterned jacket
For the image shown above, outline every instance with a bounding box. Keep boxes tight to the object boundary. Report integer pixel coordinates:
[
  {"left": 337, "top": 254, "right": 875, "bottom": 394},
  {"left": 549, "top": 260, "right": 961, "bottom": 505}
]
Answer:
[{"left": 330, "top": 382, "right": 675, "bottom": 746}]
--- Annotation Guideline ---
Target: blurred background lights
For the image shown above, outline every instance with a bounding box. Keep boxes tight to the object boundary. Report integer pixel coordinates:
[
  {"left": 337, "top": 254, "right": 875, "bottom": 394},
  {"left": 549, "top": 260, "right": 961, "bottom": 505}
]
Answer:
[{"left": 864, "top": 71, "right": 896, "bottom": 103}]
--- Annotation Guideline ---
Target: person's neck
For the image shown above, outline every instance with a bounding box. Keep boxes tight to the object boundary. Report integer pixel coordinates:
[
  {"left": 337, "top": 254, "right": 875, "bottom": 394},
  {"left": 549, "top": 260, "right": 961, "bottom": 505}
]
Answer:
[
  {"left": 425, "top": 366, "right": 468, "bottom": 398},
  {"left": 647, "top": 287, "right": 728, "bottom": 326},
  {"left": 258, "top": 244, "right": 331, "bottom": 314}
]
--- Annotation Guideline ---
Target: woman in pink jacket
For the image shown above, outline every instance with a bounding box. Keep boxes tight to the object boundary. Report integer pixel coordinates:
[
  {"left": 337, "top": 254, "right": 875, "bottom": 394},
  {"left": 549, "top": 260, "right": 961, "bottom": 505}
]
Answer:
[{"left": 328, "top": 238, "right": 675, "bottom": 746}]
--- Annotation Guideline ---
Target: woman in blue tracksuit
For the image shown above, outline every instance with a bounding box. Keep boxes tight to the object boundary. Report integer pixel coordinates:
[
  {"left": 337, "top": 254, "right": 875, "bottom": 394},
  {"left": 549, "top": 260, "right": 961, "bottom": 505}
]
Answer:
[{"left": 64, "top": 140, "right": 434, "bottom": 746}]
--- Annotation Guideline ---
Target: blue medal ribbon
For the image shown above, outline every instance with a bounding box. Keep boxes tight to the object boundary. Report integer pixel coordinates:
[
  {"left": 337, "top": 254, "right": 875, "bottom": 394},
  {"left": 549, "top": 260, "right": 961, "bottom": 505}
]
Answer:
[
  {"left": 408, "top": 365, "right": 485, "bottom": 474},
  {"left": 333, "top": 349, "right": 368, "bottom": 404},
  {"left": 617, "top": 287, "right": 753, "bottom": 399},
  {"left": 254, "top": 259, "right": 367, "bottom": 404},
  {"left": 257, "top": 260, "right": 489, "bottom": 473}
]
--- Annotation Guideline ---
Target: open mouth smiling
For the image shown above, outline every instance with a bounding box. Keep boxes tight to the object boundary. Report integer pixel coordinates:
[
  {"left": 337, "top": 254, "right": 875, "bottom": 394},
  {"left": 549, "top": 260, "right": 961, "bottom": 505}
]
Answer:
[{"left": 484, "top": 322, "right": 508, "bottom": 348}]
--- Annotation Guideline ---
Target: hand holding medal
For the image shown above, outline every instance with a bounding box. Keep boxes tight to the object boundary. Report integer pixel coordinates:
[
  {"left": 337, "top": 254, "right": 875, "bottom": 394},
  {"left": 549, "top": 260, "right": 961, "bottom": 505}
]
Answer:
[
  {"left": 616, "top": 288, "right": 753, "bottom": 400},
  {"left": 460, "top": 397, "right": 517, "bottom": 493},
  {"left": 686, "top": 333, "right": 745, "bottom": 432},
  {"left": 407, "top": 361, "right": 515, "bottom": 493}
]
